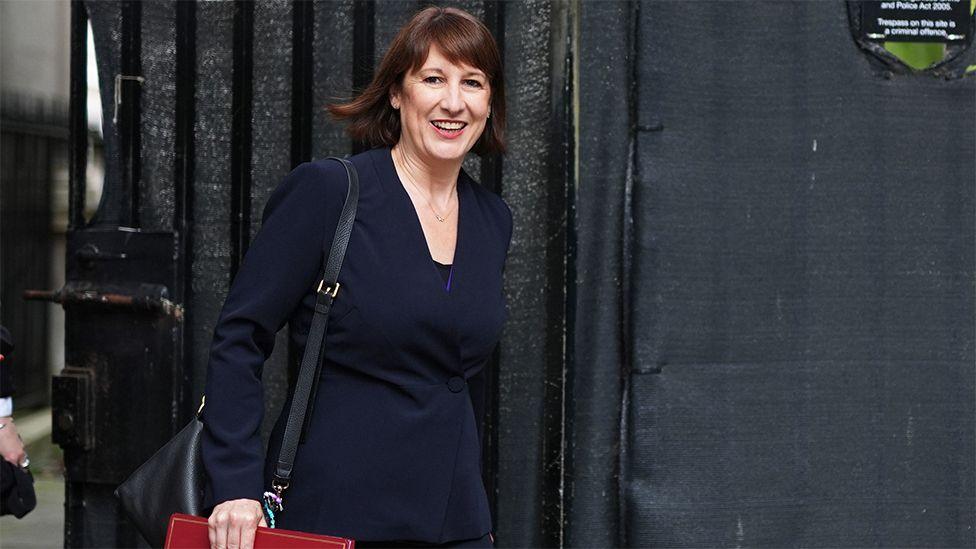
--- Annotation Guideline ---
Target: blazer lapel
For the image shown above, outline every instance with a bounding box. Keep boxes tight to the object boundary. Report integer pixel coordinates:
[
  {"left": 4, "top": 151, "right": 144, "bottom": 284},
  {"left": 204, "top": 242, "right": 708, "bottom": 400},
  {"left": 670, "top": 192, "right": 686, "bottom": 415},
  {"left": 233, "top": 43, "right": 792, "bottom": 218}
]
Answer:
[{"left": 366, "top": 146, "right": 494, "bottom": 375}]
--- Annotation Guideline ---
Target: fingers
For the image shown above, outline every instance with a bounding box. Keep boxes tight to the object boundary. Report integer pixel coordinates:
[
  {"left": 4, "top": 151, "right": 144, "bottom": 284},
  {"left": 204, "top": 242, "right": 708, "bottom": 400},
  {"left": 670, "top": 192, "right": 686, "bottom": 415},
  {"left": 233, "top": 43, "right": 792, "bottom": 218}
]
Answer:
[
  {"left": 239, "top": 517, "right": 258, "bottom": 549},
  {"left": 11, "top": 442, "right": 26, "bottom": 467},
  {"left": 0, "top": 421, "right": 25, "bottom": 465},
  {"left": 208, "top": 513, "right": 217, "bottom": 549},
  {"left": 1, "top": 447, "right": 23, "bottom": 465},
  {"left": 208, "top": 499, "right": 263, "bottom": 549},
  {"left": 226, "top": 516, "right": 242, "bottom": 549},
  {"left": 208, "top": 509, "right": 226, "bottom": 549},
  {"left": 227, "top": 509, "right": 260, "bottom": 549}
]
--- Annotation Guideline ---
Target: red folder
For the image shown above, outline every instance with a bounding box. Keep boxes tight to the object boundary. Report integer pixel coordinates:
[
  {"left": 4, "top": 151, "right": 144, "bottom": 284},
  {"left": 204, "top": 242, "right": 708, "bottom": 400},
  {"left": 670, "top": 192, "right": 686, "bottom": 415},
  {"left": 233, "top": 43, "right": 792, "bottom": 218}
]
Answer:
[{"left": 164, "top": 513, "right": 355, "bottom": 548}]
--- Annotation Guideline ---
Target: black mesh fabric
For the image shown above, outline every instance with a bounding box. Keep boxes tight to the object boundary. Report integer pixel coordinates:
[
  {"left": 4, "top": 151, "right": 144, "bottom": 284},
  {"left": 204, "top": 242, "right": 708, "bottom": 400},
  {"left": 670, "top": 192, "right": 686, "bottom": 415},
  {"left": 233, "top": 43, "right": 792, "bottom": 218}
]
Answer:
[
  {"left": 250, "top": 0, "right": 295, "bottom": 444},
  {"left": 622, "top": 2, "right": 975, "bottom": 546},
  {"left": 189, "top": 0, "right": 235, "bottom": 434},
  {"left": 139, "top": 0, "right": 177, "bottom": 232}
]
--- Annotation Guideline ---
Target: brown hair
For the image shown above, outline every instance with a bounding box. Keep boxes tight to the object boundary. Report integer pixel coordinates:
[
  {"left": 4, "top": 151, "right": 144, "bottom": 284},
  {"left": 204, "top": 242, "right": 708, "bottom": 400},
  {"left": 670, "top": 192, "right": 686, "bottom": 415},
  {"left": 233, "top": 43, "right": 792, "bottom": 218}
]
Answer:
[{"left": 326, "top": 6, "right": 506, "bottom": 156}]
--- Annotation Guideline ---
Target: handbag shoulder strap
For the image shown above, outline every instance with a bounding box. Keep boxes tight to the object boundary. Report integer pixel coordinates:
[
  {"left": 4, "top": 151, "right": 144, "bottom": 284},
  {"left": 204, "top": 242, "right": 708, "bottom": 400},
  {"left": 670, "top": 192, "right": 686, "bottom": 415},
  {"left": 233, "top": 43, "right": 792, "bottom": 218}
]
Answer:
[{"left": 273, "top": 156, "right": 359, "bottom": 487}]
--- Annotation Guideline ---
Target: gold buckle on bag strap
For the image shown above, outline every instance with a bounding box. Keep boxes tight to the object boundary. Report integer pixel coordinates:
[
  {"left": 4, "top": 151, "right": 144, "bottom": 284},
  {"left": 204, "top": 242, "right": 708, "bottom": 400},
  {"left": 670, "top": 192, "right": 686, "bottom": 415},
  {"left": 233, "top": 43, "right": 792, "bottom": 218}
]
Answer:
[{"left": 317, "top": 280, "right": 340, "bottom": 298}]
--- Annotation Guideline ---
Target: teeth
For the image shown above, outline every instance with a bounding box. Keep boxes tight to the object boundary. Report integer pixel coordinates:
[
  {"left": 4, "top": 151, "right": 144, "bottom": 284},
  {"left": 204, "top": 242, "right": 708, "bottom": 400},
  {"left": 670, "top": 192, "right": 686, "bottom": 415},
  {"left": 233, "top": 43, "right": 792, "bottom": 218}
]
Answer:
[{"left": 432, "top": 121, "right": 466, "bottom": 130}]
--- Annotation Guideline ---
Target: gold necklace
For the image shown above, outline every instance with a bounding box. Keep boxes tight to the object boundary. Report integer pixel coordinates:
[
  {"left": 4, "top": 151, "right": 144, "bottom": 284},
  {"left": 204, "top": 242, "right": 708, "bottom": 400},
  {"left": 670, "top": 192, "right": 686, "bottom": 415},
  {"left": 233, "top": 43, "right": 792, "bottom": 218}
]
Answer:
[
  {"left": 403, "top": 177, "right": 457, "bottom": 222},
  {"left": 394, "top": 148, "right": 458, "bottom": 222}
]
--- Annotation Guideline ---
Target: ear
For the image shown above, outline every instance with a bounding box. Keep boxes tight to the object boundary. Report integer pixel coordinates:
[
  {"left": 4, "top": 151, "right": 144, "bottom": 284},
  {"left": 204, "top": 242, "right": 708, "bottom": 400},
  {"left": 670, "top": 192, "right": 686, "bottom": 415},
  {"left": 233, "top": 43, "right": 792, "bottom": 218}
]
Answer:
[{"left": 389, "top": 89, "right": 400, "bottom": 110}]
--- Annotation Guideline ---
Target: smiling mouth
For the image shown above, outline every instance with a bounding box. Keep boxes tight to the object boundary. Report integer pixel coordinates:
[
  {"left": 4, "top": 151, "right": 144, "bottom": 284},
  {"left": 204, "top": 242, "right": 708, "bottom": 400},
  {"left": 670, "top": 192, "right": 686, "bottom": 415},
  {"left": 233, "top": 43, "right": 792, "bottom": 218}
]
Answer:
[{"left": 430, "top": 120, "right": 467, "bottom": 138}]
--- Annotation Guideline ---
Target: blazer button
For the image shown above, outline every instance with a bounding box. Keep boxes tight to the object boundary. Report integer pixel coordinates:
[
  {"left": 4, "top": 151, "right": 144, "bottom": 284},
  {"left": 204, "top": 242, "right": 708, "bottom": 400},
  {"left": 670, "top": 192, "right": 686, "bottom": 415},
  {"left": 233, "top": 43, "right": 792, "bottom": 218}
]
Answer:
[{"left": 447, "top": 376, "right": 465, "bottom": 393}]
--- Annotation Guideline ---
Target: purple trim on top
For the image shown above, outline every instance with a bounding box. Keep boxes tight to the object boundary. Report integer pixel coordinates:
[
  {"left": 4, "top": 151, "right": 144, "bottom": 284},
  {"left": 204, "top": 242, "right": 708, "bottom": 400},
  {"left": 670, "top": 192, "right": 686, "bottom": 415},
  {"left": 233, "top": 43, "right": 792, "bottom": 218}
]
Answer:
[{"left": 445, "top": 264, "right": 454, "bottom": 292}]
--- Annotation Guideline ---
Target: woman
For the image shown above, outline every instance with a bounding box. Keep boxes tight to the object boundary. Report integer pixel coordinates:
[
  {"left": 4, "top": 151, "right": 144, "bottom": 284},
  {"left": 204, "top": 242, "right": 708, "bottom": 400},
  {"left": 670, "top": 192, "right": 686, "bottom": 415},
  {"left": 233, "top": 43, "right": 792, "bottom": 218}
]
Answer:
[{"left": 202, "top": 6, "right": 510, "bottom": 549}]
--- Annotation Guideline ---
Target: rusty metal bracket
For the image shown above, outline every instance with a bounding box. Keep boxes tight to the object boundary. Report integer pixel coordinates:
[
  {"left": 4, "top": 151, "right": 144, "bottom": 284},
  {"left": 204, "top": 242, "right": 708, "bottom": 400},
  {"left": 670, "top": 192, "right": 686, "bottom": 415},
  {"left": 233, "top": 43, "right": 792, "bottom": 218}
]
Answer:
[
  {"left": 23, "top": 282, "right": 183, "bottom": 320},
  {"left": 113, "top": 73, "right": 145, "bottom": 124}
]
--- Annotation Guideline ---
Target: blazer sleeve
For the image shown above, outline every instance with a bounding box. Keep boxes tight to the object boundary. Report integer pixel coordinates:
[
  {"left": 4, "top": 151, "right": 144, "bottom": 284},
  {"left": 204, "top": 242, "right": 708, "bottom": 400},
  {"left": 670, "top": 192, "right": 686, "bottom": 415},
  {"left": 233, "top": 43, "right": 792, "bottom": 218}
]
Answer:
[
  {"left": 201, "top": 161, "right": 342, "bottom": 507},
  {"left": 501, "top": 198, "right": 514, "bottom": 258}
]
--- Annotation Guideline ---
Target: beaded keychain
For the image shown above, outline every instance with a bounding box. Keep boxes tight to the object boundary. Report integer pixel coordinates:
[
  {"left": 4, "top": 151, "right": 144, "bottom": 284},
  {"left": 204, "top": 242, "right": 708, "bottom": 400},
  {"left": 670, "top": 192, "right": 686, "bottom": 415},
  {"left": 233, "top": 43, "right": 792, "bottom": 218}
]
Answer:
[{"left": 262, "top": 490, "right": 283, "bottom": 529}]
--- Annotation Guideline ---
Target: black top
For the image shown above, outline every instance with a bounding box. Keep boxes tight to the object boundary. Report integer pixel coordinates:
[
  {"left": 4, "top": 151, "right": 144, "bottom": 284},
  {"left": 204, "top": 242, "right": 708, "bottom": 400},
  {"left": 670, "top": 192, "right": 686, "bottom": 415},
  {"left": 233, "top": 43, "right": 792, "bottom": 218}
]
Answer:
[{"left": 433, "top": 260, "right": 452, "bottom": 285}]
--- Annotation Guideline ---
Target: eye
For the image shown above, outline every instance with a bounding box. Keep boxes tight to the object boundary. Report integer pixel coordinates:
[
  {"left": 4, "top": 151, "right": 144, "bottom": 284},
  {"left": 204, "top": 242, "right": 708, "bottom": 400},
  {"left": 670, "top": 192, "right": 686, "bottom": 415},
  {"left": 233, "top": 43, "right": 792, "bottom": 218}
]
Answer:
[
  {"left": 464, "top": 79, "right": 484, "bottom": 88},
  {"left": 423, "top": 76, "right": 443, "bottom": 84}
]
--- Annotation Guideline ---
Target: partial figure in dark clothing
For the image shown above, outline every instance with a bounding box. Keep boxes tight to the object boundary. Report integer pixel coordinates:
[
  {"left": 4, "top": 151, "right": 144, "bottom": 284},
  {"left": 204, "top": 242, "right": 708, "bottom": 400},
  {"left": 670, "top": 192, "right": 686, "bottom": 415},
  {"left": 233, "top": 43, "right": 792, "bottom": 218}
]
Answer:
[
  {"left": 0, "top": 325, "right": 36, "bottom": 518},
  {"left": 0, "top": 325, "right": 27, "bottom": 466}
]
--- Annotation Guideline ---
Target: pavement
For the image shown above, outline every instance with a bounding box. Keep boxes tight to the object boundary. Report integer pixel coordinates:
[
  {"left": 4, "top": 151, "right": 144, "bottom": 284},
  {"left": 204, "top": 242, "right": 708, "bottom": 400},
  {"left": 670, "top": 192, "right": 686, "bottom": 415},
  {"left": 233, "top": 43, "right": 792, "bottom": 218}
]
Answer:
[{"left": 0, "top": 407, "right": 65, "bottom": 549}]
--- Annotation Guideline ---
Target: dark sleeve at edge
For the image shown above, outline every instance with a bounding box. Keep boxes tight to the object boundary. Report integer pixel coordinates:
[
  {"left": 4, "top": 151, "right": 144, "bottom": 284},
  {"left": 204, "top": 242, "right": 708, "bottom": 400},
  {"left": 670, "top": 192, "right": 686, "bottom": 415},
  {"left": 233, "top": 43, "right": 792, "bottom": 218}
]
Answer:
[
  {"left": 0, "top": 326, "right": 12, "bottom": 399},
  {"left": 501, "top": 198, "right": 514, "bottom": 258}
]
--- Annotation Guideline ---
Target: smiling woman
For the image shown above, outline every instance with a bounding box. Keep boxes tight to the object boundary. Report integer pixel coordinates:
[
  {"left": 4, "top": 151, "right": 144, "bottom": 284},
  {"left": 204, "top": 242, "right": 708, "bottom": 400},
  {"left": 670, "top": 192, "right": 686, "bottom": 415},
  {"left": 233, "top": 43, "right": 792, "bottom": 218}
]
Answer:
[
  {"left": 327, "top": 6, "right": 507, "bottom": 268},
  {"left": 326, "top": 6, "right": 506, "bottom": 157},
  {"left": 200, "top": 5, "right": 511, "bottom": 549}
]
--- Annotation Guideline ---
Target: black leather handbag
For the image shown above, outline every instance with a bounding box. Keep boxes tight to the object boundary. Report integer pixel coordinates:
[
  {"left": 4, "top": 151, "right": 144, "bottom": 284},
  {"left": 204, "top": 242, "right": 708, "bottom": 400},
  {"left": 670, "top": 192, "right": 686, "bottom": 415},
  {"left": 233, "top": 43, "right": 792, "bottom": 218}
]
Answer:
[{"left": 115, "top": 157, "right": 360, "bottom": 547}]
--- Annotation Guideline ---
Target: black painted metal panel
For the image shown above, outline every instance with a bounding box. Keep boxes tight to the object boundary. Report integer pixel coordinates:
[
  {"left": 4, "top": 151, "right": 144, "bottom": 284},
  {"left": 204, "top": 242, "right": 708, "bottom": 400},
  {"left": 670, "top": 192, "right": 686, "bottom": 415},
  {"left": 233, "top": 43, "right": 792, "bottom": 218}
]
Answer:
[
  {"left": 568, "top": 1, "right": 634, "bottom": 547},
  {"left": 119, "top": 0, "right": 142, "bottom": 226},
  {"left": 69, "top": 1, "right": 89, "bottom": 229},
  {"left": 60, "top": 229, "right": 180, "bottom": 485},
  {"left": 65, "top": 482, "right": 145, "bottom": 548},
  {"left": 174, "top": 0, "right": 196, "bottom": 425},
  {"left": 59, "top": 228, "right": 178, "bottom": 548},
  {"left": 230, "top": 0, "right": 254, "bottom": 277},
  {"left": 82, "top": 1, "right": 124, "bottom": 228},
  {"left": 496, "top": 1, "right": 564, "bottom": 547}
]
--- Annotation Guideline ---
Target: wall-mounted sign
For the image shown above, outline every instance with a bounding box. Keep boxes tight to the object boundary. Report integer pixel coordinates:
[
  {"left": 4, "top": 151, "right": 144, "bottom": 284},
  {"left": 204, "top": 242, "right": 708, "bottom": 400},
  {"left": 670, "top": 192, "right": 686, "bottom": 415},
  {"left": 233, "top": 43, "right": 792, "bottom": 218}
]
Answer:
[{"left": 860, "top": 0, "right": 972, "bottom": 42}]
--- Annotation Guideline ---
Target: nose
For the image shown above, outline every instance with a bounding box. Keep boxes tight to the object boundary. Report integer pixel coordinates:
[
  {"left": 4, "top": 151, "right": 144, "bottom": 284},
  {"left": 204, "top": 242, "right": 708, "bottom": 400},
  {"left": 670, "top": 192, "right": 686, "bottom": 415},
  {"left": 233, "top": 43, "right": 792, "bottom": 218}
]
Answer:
[{"left": 439, "top": 82, "right": 464, "bottom": 114}]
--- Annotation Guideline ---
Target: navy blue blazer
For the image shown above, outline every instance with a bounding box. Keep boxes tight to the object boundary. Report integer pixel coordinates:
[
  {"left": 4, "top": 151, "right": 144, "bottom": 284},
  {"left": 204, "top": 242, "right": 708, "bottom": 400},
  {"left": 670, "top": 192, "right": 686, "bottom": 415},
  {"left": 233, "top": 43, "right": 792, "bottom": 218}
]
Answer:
[{"left": 200, "top": 146, "right": 513, "bottom": 543}]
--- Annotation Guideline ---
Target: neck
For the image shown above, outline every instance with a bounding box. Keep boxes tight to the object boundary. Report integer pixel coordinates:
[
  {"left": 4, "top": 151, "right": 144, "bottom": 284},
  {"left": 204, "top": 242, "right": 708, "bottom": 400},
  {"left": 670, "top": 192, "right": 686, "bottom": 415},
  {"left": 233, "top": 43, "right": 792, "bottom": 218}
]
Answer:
[{"left": 390, "top": 142, "right": 461, "bottom": 204}]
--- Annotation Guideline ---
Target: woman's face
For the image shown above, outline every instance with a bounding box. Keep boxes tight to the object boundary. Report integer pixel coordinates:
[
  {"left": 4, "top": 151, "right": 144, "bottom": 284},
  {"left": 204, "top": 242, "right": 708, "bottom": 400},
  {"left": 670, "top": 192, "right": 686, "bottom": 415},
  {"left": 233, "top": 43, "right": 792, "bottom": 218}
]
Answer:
[{"left": 391, "top": 44, "right": 491, "bottom": 165}]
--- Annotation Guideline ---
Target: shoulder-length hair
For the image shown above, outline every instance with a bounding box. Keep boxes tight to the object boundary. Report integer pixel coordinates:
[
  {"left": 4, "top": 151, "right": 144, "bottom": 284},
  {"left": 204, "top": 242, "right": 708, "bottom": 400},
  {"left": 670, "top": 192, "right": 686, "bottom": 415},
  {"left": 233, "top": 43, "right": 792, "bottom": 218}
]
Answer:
[{"left": 326, "top": 6, "right": 506, "bottom": 156}]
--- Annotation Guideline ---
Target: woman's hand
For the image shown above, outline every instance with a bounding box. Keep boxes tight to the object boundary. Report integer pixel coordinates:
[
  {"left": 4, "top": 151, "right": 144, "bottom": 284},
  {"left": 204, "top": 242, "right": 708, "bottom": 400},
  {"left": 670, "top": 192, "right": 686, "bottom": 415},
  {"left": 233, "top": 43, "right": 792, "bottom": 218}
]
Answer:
[
  {"left": 208, "top": 498, "right": 267, "bottom": 549},
  {"left": 0, "top": 417, "right": 26, "bottom": 467}
]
